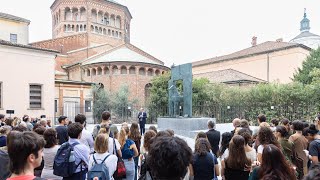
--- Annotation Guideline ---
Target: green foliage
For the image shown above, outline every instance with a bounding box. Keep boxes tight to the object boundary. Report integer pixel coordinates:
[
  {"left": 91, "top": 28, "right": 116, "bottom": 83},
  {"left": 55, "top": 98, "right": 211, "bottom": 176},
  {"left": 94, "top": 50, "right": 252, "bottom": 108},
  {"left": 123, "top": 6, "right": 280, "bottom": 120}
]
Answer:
[
  {"left": 92, "top": 84, "right": 112, "bottom": 123},
  {"left": 113, "top": 85, "right": 138, "bottom": 119},
  {"left": 294, "top": 47, "right": 320, "bottom": 84},
  {"left": 148, "top": 74, "right": 320, "bottom": 123}
]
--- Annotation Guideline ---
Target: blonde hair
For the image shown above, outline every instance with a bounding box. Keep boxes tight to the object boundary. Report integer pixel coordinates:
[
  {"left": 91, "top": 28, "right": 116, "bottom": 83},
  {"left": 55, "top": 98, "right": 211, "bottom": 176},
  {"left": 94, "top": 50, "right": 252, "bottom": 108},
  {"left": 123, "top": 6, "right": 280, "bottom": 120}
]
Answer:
[
  {"left": 119, "top": 128, "right": 127, "bottom": 148},
  {"left": 98, "top": 127, "right": 108, "bottom": 134},
  {"left": 94, "top": 134, "right": 108, "bottom": 153}
]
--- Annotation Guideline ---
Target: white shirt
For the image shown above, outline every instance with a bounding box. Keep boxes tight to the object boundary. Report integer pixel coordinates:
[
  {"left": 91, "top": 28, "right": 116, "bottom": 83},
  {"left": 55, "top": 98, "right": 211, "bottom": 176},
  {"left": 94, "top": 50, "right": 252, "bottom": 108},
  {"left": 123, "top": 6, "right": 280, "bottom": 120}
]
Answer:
[
  {"left": 257, "top": 145, "right": 264, "bottom": 154},
  {"left": 80, "top": 129, "right": 94, "bottom": 153},
  {"left": 89, "top": 152, "right": 118, "bottom": 180},
  {"left": 108, "top": 137, "right": 121, "bottom": 154},
  {"left": 221, "top": 148, "right": 256, "bottom": 162}
]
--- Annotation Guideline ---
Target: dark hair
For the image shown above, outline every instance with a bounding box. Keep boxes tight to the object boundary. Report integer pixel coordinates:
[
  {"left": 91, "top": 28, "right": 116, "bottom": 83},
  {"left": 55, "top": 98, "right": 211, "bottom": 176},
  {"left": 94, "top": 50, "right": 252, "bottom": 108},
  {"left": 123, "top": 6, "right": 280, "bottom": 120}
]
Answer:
[
  {"left": 219, "top": 132, "right": 232, "bottom": 157},
  {"left": 101, "top": 111, "right": 111, "bottom": 121},
  {"left": 74, "top": 114, "right": 86, "bottom": 125},
  {"left": 276, "top": 126, "right": 288, "bottom": 138},
  {"left": 34, "top": 126, "right": 46, "bottom": 136},
  {"left": 68, "top": 122, "right": 83, "bottom": 138},
  {"left": 43, "top": 128, "right": 57, "bottom": 148},
  {"left": 195, "top": 131, "right": 207, "bottom": 141},
  {"left": 0, "top": 114, "right": 5, "bottom": 119},
  {"left": 304, "top": 163, "right": 320, "bottom": 180},
  {"left": 128, "top": 122, "right": 141, "bottom": 141},
  {"left": 195, "top": 138, "right": 211, "bottom": 156},
  {"left": 156, "top": 130, "right": 171, "bottom": 137},
  {"left": 240, "top": 119, "right": 250, "bottom": 129},
  {"left": 259, "top": 144, "right": 296, "bottom": 180},
  {"left": 33, "top": 123, "right": 42, "bottom": 131},
  {"left": 226, "top": 135, "right": 251, "bottom": 170},
  {"left": 281, "top": 118, "right": 290, "bottom": 126},
  {"left": 238, "top": 128, "right": 252, "bottom": 145},
  {"left": 258, "top": 127, "right": 280, "bottom": 148},
  {"left": 7, "top": 131, "right": 45, "bottom": 174},
  {"left": 258, "top": 114, "right": 266, "bottom": 123},
  {"left": 292, "top": 120, "right": 304, "bottom": 131},
  {"left": 271, "top": 118, "right": 279, "bottom": 126},
  {"left": 149, "top": 125, "right": 157, "bottom": 133},
  {"left": 306, "top": 124, "right": 319, "bottom": 136},
  {"left": 58, "top": 116, "right": 67, "bottom": 123},
  {"left": 208, "top": 120, "right": 215, "bottom": 128},
  {"left": 40, "top": 115, "right": 46, "bottom": 118},
  {"left": 143, "top": 130, "right": 156, "bottom": 151},
  {"left": 166, "top": 129, "right": 174, "bottom": 136},
  {"left": 12, "top": 125, "right": 28, "bottom": 132},
  {"left": 147, "top": 136, "right": 192, "bottom": 180},
  {"left": 5, "top": 118, "right": 14, "bottom": 127}
]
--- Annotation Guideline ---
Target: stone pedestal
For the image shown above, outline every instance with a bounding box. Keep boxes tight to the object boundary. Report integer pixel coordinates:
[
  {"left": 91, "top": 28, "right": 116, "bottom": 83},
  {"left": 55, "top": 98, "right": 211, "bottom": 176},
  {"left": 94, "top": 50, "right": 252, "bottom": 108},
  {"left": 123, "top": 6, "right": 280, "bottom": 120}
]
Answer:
[{"left": 157, "top": 117, "right": 215, "bottom": 138}]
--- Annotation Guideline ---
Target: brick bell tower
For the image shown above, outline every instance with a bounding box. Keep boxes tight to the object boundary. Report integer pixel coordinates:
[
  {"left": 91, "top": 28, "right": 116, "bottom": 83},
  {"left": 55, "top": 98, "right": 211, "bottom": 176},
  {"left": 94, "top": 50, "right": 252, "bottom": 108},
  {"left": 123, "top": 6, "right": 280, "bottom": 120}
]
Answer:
[{"left": 50, "top": 0, "right": 132, "bottom": 46}]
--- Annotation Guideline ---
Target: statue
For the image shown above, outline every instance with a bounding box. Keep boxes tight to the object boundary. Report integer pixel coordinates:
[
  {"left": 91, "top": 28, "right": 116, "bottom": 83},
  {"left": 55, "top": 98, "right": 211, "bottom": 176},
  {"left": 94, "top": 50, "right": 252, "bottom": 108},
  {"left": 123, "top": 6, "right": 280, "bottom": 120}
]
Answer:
[{"left": 168, "top": 63, "right": 192, "bottom": 117}]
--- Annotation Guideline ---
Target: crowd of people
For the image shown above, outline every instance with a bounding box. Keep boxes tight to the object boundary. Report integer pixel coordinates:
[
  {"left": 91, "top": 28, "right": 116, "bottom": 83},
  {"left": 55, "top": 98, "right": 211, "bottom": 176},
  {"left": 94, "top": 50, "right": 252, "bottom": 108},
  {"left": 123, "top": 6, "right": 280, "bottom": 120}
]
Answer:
[{"left": 0, "top": 112, "right": 319, "bottom": 180}]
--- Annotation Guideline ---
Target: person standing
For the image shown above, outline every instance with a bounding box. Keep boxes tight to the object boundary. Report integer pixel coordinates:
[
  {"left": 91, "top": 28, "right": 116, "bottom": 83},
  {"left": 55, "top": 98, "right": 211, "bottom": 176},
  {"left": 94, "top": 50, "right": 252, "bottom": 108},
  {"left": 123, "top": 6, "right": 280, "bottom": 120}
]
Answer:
[
  {"left": 206, "top": 119, "right": 220, "bottom": 157},
  {"left": 138, "top": 108, "right": 147, "bottom": 135},
  {"left": 56, "top": 116, "right": 69, "bottom": 145}
]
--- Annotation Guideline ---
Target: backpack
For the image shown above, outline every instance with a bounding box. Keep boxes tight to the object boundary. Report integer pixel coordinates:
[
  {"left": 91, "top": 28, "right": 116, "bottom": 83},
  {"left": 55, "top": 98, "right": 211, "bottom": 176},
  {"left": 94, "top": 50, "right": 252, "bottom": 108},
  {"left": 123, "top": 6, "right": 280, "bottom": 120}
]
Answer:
[
  {"left": 139, "top": 153, "right": 152, "bottom": 180},
  {"left": 87, "top": 154, "right": 111, "bottom": 180},
  {"left": 53, "top": 142, "right": 82, "bottom": 177}
]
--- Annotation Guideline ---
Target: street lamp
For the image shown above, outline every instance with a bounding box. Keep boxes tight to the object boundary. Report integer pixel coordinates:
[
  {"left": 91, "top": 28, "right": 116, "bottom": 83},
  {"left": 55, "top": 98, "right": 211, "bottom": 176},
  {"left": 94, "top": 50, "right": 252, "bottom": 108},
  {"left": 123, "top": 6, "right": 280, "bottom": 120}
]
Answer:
[{"left": 271, "top": 106, "right": 274, "bottom": 110}]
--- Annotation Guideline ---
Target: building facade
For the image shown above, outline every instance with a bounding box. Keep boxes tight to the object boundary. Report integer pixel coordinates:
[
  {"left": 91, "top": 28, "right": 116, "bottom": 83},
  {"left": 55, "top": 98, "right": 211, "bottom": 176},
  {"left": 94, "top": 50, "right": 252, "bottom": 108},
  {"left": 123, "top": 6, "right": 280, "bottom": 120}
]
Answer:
[
  {"left": 31, "top": 0, "right": 169, "bottom": 120},
  {"left": 0, "top": 40, "right": 57, "bottom": 119}
]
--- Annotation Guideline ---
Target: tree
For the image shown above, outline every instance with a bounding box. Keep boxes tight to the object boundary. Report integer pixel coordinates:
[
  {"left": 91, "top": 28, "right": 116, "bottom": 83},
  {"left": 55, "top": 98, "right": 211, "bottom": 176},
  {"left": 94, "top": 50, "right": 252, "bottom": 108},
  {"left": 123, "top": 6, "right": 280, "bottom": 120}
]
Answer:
[
  {"left": 113, "top": 84, "right": 138, "bottom": 120},
  {"left": 92, "top": 84, "right": 112, "bottom": 123},
  {"left": 294, "top": 47, "right": 320, "bottom": 84}
]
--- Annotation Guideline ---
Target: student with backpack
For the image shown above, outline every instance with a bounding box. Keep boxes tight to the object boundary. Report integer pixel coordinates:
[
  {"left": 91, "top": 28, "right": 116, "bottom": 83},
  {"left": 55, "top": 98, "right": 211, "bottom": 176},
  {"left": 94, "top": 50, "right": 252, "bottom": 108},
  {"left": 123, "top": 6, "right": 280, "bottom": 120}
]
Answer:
[
  {"left": 53, "top": 122, "right": 90, "bottom": 180},
  {"left": 92, "top": 111, "right": 112, "bottom": 139},
  {"left": 88, "top": 134, "right": 118, "bottom": 180}
]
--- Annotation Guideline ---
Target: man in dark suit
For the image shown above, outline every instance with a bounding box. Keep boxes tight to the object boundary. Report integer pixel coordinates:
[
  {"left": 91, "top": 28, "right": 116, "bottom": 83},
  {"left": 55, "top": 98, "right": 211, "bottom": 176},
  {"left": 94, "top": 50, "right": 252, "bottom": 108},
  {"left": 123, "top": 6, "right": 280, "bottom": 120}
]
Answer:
[
  {"left": 138, "top": 108, "right": 147, "bottom": 135},
  {"left": 206, "top": 119, "right": 220, "bottom": 157}
]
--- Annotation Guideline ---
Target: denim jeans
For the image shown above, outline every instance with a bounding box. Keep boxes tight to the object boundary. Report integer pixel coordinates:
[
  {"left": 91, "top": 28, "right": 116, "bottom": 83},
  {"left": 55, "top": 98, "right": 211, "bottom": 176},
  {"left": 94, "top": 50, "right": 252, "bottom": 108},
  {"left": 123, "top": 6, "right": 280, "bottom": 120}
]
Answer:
[
  {"left": 123, "top": 159, "right": 135, "bottom": 180},
  {"left": 134, "top": 156, "right": 139, "bottom": 180}
]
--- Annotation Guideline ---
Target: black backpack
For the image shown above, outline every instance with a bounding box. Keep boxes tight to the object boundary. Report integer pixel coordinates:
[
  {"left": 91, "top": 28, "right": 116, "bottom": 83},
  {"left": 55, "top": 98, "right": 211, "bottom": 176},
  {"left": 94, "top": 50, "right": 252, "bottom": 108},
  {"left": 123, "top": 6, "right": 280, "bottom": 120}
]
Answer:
[{"left": 53, "top": 142, "right": 82, "bottom": 177}]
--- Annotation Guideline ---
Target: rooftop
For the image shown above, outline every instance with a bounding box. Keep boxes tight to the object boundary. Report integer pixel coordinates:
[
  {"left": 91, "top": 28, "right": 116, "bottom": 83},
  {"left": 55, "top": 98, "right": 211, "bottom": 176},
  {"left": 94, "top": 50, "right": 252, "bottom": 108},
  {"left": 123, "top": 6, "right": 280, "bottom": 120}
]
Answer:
[
  {"left": 192, "top": 41, "right": 311, "bottom": 67},
  {"left": 0, "top": 12, "right": 30, "bottom": 24},
  {"left": 0, "top": 39, "right": 59, "bottom": 53},
  {"left": 291, "top": 31, "right": 320, "bottom": 41},
  {"left": 194, "top": 69, "right": 266, "bottom": 84}
]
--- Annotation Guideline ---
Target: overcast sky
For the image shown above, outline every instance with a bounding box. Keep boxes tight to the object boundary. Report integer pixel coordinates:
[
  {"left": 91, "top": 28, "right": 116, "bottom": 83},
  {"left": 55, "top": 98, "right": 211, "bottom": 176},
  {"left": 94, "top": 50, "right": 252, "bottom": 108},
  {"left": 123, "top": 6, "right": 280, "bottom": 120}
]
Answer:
[{"left": 1, "top": 0, "right": 320, "bottom": 66}]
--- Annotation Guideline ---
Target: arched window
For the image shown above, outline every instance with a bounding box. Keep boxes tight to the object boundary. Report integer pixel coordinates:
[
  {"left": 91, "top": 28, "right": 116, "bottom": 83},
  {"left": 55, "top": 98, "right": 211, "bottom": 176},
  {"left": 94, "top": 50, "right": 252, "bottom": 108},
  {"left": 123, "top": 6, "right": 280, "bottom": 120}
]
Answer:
[
  {"left": 87, "top": 69, "right": 90, "bottom": 76},
  {"left": 139, "top": 67, "right": 145, "bottom": 75},
  {"left": 155, "top": 70, "right": 160, "bottom": 76},
  {"left": 95, "top": 26, "right": 98, "bottom": 33},
  {"left": 162, "top": 71, "right": 165, "bottom": 75},
  {"left": 97, "top": 67, "right": 102, "bottom": 75},
  {"left": 104, "top": 67, "right": 109, "bottom": 75},
  {"left": 129, "top": 66, "right": 136, "bottom": 74},
  {"left": 104, "top": 12, "right": 109, "bottom": 25},
  {"left": 91, "top": 25, "right": 94, "bottom": 32},
  {"left": 112, "top": 66, "right": 119, "bottom": 74},
  {"left": 103, "top": 28, "right": 107, "bottom": 35},
  {"left": 147, "top": 68, "right": 154, "bottom": 76},
  {"left": 120, "top": 66, "right": 127, "bottom": 74},
  {"left": 65, "top": 7, "right": 71, "bottom": 21},
  {"left": 84, "top": 25, "right": 87, "bottom": 31},
  {"left": 64, "top": 24, "right": 67, "bottom": 32},
  {"left": 115, "top": 31, "right": 119, "bottom": 37},
  {"left": 72, "top": 8, "right": 79, "bottom": 21},
  {"left": 91, "top": 9, "right": 97, "bottom": 23},
  {"left": 115, "top": 16, "right": 121, "bottom": 28},
  {"left": 110, "top": 15, "right": 115, "bottom": 27},
  {"left": 71, "top": 25, "right": 75, "bottom": 31},
  {"left": 92, "top": 68, "right": 97, "bottom": 76},
  {"left": 80, "top": 7, "right": 86, "bottom": 21},
  {"left": 145, "top": 83, "right": 152, "bottom": 103},
  {"left": 99, "top": 27, "right": 102, "bottom": 34},
  {"left": 98, "top": 11, "right": 104, "bottom": 24},
  {"left": 108, "top": 29, "right": 111, "bottom": 36},
  {"left": 76, "top": 25, "right": 79, "bottom": 32}
]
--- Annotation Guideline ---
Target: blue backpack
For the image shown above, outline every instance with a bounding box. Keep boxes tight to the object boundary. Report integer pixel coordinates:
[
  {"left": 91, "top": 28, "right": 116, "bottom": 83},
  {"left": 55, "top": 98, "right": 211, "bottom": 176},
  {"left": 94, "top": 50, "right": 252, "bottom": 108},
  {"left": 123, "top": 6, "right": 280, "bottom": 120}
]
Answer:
[
  {"left": 53, "top": 142, "right": 82, "bottom": 177},
  {"left": 87, "top": 154, "right": 111, "bottom": 180}
]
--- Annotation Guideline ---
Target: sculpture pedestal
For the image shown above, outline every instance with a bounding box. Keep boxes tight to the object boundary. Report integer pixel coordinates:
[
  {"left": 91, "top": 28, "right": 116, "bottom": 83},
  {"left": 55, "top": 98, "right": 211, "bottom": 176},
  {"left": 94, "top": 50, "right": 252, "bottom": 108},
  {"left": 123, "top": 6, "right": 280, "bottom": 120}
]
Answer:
[{"left": 157, "top": 117, "right": 216, "bottom": 138}]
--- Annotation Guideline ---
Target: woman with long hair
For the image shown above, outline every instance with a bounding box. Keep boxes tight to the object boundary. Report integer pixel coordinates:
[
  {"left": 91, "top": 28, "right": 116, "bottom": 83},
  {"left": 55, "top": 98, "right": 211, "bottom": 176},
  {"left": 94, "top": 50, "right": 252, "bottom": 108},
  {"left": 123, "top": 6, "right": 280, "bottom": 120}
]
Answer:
[
  {"left": 275, "top": 125, "right": 293, "bottom": 163},
  {"left": 249, "top": 144, "right": 296, "bottom": 180},
  {"left": 119, "top": 127, "right": 139, "bottom": 180},
  {"left": 238, "top": 128, "right": 256, "bottom": 162},
  {"left": 219, "top": 132, "right": 233, "bottom": 159},
  {"left": 257, "top": 126, "right": 280, "bottom": 163},
  {"left": 221, "top": 135, "right": 251, "bottom": 180},
  {"left": 189, "top": 138, "right": 220, "bottom": 180},
  {"left": 42, "top": 128, "right": 61, "bottom": 179},
  {"left": 138, "top": 130, "right": 156, "bottom": 180},
  {"left": 128, "top": 122, "right": 141, "bottom": 180}
]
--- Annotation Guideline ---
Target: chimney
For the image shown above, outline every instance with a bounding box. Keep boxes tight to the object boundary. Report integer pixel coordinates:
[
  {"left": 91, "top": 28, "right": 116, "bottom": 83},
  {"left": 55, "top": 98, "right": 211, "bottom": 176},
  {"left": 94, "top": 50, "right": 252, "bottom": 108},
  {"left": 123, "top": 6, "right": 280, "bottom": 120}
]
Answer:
[
  {"left": 251, "top": 36, "right": 257, "bottom": 47},
  {"left": 276, "top": 38, "right": 283, "bottom": 42}
]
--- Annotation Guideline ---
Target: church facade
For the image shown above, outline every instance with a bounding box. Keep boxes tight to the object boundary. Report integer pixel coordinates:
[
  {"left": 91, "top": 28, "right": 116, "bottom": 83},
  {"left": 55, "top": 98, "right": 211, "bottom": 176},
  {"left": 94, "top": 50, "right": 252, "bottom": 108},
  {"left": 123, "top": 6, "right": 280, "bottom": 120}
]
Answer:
[{"left": 31, "top": 0, "right": 169, "bottom": 121}]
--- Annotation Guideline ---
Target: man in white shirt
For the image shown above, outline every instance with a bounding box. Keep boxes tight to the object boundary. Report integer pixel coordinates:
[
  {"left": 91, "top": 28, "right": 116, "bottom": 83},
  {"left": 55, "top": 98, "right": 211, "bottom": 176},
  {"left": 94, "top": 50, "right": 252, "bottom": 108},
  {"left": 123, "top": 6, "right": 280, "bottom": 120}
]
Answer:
[
  {"left": 104, "top": 125, "right": 122, "bottom": 157},
  {"left": 74, "top": 114, "right": 94, "bottom": 153}
]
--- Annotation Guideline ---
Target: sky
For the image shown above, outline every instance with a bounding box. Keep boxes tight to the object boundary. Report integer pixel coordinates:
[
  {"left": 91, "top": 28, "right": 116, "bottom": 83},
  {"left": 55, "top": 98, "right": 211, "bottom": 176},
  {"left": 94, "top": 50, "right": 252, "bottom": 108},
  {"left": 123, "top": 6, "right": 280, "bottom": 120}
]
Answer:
[{"left": 1, "top": 0, "right": 320, "bottom": 66}]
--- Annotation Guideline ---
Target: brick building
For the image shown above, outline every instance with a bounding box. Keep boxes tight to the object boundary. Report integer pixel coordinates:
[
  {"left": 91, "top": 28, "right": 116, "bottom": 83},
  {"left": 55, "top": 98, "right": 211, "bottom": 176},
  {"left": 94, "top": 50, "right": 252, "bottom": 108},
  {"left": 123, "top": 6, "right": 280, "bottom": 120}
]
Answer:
[{"left": 31, "top": 0, "right": 169, "bottom": 120}]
